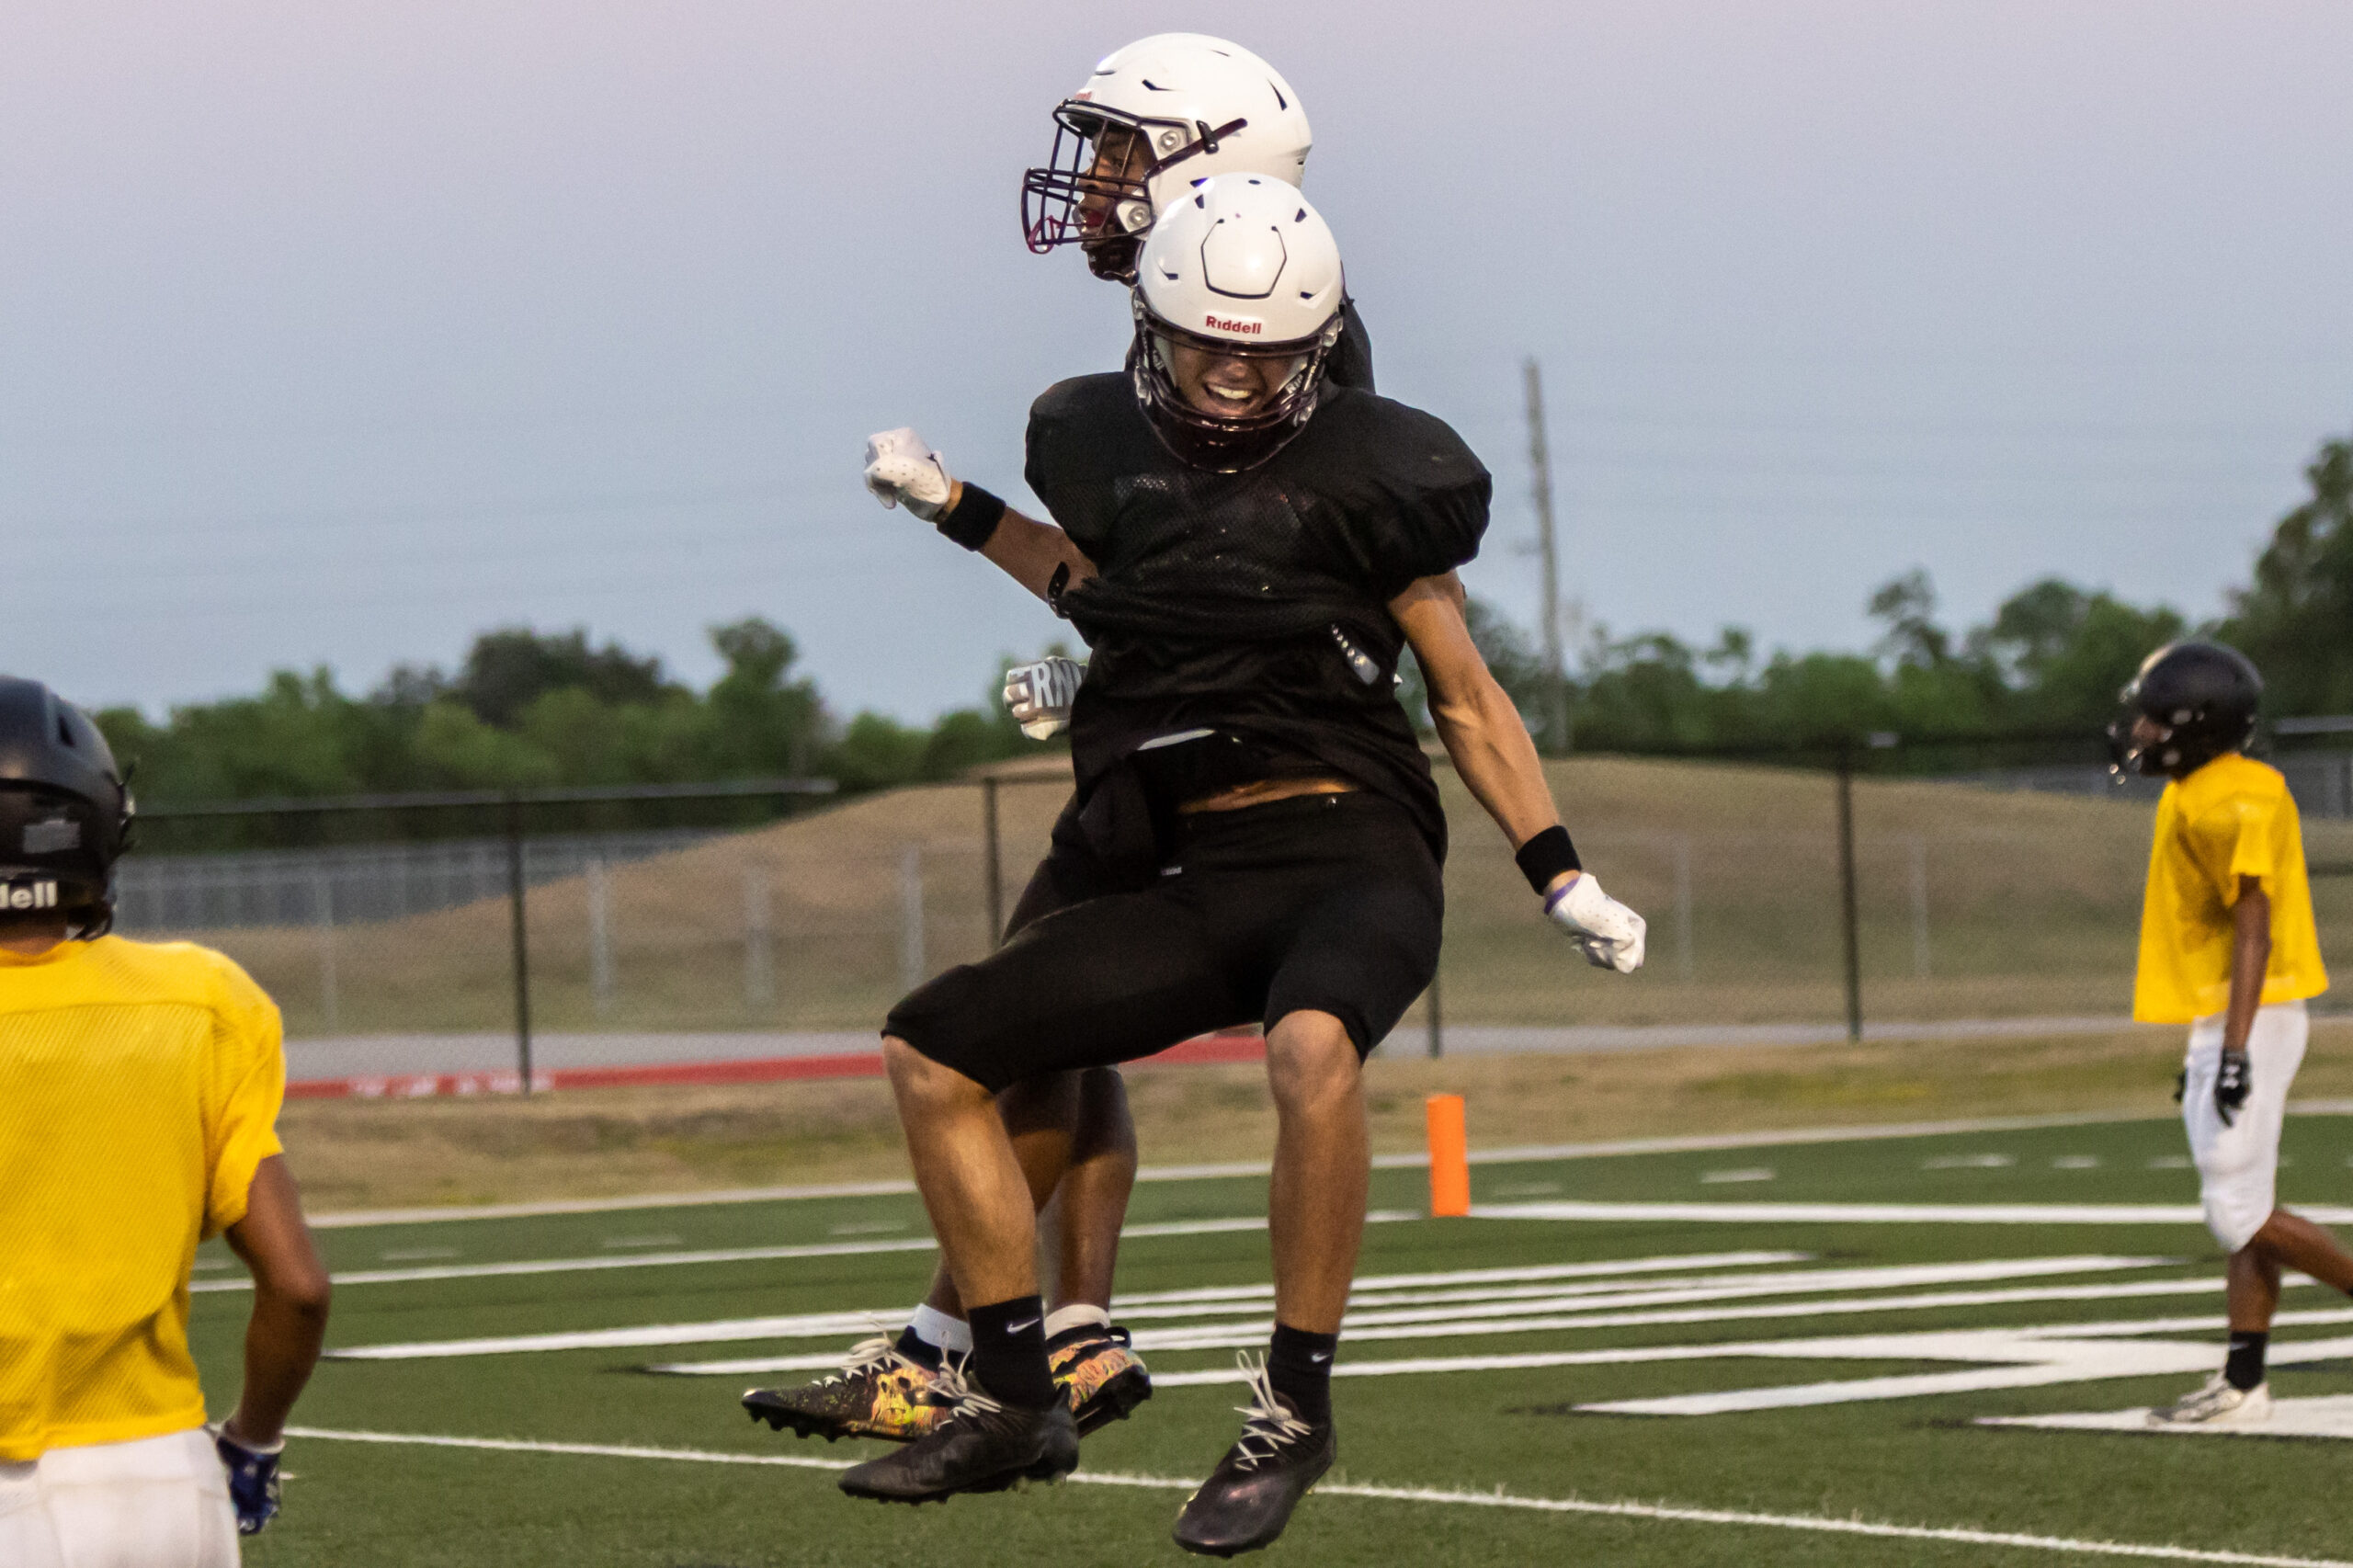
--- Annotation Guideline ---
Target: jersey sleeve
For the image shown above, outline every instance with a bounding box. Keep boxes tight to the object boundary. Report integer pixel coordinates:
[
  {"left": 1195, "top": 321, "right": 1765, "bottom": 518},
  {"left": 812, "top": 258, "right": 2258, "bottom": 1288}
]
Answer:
[
  {"left": 1351, "top": 404, "right": 1493, "bottom": 600},
  {"left": 2187, "top": 790, "right": 2284, "bottom": 907},
  {"left": 1023, "top": 375, "right": 1124, "bottom": 559},
  {"left": 202, "top": 955, "right": 287, "bottom": 1239}
]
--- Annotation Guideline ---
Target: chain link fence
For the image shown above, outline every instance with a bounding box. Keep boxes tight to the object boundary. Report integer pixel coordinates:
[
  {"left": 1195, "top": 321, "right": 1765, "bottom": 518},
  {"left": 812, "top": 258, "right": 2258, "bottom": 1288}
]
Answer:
[{"left": 121, "top": 744, "right": 2353, "bottom": 1085}]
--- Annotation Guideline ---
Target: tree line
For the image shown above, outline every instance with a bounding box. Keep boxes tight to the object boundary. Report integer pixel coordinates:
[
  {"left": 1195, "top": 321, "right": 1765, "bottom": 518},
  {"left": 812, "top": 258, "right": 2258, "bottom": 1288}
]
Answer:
[{"left": 94, "top": 433, "right": 2350, "bottom": 804}]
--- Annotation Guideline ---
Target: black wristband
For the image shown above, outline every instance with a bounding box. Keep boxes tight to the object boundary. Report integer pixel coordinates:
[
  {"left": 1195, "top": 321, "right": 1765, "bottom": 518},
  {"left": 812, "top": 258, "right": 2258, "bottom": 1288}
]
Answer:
[
  {"left": 937, "top": 483, "right": 1006, "bottom": 551},
  {"left": 1515, "top": 824, "right": 1581, "bottom": 894}
]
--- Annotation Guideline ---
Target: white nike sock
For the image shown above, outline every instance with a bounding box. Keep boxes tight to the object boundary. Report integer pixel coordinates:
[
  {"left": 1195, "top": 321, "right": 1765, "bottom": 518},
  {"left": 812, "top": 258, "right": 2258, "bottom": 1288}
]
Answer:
[
  {"left": 1044, "top": 1302, "right": 1112, "bottom": 1339},
  {"left": 909, "top": 1303, "right": 972, "bottom": 1354}
]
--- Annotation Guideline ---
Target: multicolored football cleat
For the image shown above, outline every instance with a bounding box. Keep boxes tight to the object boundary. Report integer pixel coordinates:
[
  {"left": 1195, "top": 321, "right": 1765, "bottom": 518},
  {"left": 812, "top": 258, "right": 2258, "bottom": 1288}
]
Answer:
[
  {"left": 743, "top": 1335, "right": 949, "bottom": 1444},
  {"left": 838, "top": 1362, "right": 1080, "bottom": 1506},
  {"left": 1050, "top": 1322, "right": 1154, "bottom": 1436}
]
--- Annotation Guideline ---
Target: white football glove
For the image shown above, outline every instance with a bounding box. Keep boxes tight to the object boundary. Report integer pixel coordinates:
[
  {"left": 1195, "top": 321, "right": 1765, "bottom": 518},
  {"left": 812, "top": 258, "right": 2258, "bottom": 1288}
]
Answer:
[
  {"left": 1003, "top": 656, "right": 1086, "bottom": 740},
  {"left": 1545, "top": 871, "right": 1647, "bottom": 973},
  {"left": 862, "top": 426, "right": 954, "bottom": 522}
]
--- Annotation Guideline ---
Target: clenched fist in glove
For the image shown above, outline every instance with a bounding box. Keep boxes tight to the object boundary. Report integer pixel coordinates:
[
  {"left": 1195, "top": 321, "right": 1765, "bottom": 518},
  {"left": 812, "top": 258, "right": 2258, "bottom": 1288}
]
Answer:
[
  {"left": 863, "top": 427, "right": 955, "bottom": 521},
  {"left": 1004, "top": 656, "right": 1085, "bottom": 740},
  {"left": 1546, "top": 872, "right": 1647, "bottom": 973}
]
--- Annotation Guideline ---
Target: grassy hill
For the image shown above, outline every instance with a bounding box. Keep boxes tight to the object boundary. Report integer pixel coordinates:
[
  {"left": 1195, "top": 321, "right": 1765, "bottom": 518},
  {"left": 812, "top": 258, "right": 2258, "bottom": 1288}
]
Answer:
[{"left": 169, "top": 756, "right": 2352, "bottom": 1039}]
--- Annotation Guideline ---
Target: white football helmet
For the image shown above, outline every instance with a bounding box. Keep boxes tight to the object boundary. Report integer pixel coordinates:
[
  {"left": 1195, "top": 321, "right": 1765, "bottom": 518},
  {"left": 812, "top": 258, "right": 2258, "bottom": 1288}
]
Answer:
[
  {"left": 1131, "top": 175, "right": 1344, "bottom": 472},
  {"left": 1022, "top": 33, "right": 1313, "bottom": 282}
]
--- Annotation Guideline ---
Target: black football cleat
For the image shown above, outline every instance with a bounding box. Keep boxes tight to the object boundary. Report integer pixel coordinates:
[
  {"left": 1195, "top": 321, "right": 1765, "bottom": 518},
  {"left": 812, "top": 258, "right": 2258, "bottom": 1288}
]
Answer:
[
  {"left": 837, "top": 1362, "right": 1079, "bottom": 1506},
  {"left": 1172, "top": 1358, "right": 1336, "bottom": 1557},
  {"left": 1049, "top": 1322, "right": 1154, "bottom": 1437}
]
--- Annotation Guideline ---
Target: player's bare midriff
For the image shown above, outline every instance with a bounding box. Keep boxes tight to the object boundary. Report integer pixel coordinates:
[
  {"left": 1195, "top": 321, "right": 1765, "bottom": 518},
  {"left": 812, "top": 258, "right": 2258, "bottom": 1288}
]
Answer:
[{"left": 1178, "top": 777, "right": 1358, "bottom": 814}]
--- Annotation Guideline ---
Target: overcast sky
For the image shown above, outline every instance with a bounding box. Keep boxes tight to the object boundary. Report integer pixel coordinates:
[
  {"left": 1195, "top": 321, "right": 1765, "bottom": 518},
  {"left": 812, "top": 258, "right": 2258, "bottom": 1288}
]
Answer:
[{"left": 5, "top": 2, "right": 2348, "bottom": 721}]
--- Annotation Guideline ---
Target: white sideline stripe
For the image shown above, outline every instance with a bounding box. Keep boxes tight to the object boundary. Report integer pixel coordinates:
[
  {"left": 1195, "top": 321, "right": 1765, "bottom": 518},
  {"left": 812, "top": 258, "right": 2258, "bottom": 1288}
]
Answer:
[
  {"left": 303, "top": 1105, "right": 2353, "bottom": 1230},
  {"left": 203, "top": 1212, "right": 1381, "bottom": 1295},
  {"left": 1475, "top": 1200, "right": 2353, "bottom": 1225},
  {"left": 277, "top": 1426, "right": 2353, "bottom": 1567},
  {"left": 340, "top": 1255, "right": 2159, "bottom": 1362}
]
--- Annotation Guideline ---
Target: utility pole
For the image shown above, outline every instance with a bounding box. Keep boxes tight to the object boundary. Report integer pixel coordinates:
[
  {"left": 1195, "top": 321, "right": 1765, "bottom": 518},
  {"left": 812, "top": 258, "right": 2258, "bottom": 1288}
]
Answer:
[{"left": 1524, "top": 358, "right": 1569, "bottom": 754}]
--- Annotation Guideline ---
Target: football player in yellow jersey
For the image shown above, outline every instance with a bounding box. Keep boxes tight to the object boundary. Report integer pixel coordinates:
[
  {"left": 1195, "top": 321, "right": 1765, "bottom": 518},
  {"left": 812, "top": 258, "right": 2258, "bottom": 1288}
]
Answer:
[
  {"left": 0, "top": 678, "right": 332, "bottom": 1567},
  {"left": 2114, "top": 642, "right": 2353, "bottom": 1426}
]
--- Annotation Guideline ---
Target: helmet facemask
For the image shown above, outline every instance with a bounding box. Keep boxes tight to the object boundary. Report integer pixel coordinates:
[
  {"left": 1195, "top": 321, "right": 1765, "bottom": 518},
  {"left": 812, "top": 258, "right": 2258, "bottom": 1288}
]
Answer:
[
  {"left": 1021, "top": 104, "right": 1247, "bottom": 282},
  {"left": 1129, "top": 297, "right": 1340, "bottom": 472}
]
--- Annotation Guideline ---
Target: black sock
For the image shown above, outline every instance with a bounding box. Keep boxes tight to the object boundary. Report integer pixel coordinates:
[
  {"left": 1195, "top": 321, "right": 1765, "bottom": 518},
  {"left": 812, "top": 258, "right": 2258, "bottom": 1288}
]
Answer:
[
  {"left": 1267, "top": 1324, "right": 1338, "bottom": 1426},
  {"left": 893, "top": 1324, "right": 944, "bottom": 1371},
  {"left": 2225, "top": 1331, "right": 2268, "bottom": 1392},
  {"left": 967, "top": 1296, "right": 1056, "bottom": 1411}
]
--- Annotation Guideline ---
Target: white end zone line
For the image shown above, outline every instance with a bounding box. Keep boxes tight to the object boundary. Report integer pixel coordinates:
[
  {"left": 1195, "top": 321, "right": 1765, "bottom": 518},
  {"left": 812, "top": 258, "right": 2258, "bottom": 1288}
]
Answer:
[{"left": 277, "top": 1426, "right": 2353, "bottom": 1567}]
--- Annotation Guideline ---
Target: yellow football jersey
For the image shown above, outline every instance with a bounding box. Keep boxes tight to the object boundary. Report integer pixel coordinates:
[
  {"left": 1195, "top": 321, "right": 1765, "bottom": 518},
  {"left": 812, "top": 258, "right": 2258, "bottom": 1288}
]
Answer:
[
  {"left": 0, "top": 935, "right": 285, "bottom": 1461},
  {"left": 2134, "top": 752, "right": 2330, "bottom": 1023}
]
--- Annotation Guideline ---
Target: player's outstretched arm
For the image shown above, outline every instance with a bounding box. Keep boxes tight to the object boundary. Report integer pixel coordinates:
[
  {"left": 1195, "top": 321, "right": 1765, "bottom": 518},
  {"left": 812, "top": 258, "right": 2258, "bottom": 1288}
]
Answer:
[
  {"left": 863, "top": 427, "right": 1095, "bottom": 605},
  {"left": 1392, "top": 573, "right": 1644, "bottom": 973}
]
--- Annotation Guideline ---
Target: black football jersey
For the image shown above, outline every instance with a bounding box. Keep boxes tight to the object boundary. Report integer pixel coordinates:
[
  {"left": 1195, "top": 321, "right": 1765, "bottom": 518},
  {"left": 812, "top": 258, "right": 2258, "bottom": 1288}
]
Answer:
[{"left": 1024, "top": 373, "right": 1490, "bottom": 858}]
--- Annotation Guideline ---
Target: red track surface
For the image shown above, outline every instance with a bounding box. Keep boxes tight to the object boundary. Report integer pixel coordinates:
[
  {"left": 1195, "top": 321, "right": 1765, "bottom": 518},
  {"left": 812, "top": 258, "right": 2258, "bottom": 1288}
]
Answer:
[{"left": 285, "top": 1030, "right": 1267, "bottom": 1101}]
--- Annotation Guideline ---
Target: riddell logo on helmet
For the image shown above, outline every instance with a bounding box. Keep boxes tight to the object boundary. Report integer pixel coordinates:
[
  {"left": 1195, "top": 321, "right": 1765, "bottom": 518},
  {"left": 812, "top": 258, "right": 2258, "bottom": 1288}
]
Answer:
[
  {"left": 4, "top": 881, "right": 58, "bottom": 911},
  {"left": 1206, "top": 315, "right": 1262, "bottom": 335}
]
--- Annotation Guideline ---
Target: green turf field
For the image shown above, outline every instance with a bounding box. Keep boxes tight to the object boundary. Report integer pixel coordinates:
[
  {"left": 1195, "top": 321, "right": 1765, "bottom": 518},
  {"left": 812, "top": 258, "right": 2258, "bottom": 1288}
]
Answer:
[{"left": 196, "top": 1113, "right": 2353, "bottom": 1566}]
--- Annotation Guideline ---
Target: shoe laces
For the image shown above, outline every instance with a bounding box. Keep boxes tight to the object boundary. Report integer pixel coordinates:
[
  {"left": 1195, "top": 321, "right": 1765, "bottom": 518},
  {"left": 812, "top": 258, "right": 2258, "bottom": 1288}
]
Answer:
[
  {"left": 820, "top": 1334, "right": 911, "bottom": 1387},
  {"left": 920, "top": 1356, "right": 1006, "bottom": 1421},
  {"left": 1227, "top": 1354, "right": 1314, "bottom": 1471}
]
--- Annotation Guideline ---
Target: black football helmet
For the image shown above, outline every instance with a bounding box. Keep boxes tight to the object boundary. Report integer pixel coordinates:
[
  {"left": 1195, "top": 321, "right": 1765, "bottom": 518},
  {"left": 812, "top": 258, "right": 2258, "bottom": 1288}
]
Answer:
[
  {"left": 0, "top": 677, "right": 135, "bottom": 935},
  {"left": 2109, "top": 641, "right": 2262, "bottom": 780}
]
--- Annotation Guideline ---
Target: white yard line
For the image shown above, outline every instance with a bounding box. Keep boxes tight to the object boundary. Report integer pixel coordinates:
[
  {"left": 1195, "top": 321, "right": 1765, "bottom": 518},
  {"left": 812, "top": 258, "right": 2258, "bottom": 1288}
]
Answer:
[
  {"left": 1475, "top": 1200, "right": 2353, "bottom": 1225},
  {"left": 277, "top": 1426, "right": 2353, "bottom": 1567},
  {"left": 653, "top": 1264, "right": 2227, "bottom": 1376},
  {"left": 204, "top": 1212, "right": 1416, "bottom": 1295},
  {"left": 665, "top": 1279, "right": 2245, "bottom": 1375},
  {"left": 303, "top": 1104, "right": 2353, "bottom": 1230},
  {"left": 337, "top": 1255, "right": 2165, "bottom": 1363}
]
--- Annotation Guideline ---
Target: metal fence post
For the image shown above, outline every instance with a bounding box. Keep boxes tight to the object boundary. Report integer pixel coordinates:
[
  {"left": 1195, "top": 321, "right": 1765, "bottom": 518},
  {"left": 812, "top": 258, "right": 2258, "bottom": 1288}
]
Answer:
[
  {"left": 1908, "top": 834, "right": 1931, "bottom": 978},
  {"left": 312, "top": 867, "right": 338, "bottom": 1034},
  {"left": 982, "top": 777, "right": 1004, "bottom": 947},
  {"left": 587, "top": 858, "right": 615, "bottom": 1017},
  {"left": 899, "top": 845, "right": 925, "bottom": 991},
  {"left": 1672, "top": 834, "right": 1694, "bottom": 983},
  {"left": 506, "top": 794, "right": 534, "bottom": 1093},
  {"left": 1836, "top": 750, "right": 1862, "bottom": 1042},
  {"left": 744, "top": 862, "right": 775, "bottom": 1011}
]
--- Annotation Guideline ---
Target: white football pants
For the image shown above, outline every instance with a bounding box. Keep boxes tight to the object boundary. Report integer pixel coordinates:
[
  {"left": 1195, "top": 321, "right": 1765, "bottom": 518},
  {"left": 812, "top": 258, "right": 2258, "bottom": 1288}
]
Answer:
[
  {"left": 0, "top": 1427, "right": 238, "bottom": 1568},
  {"left": 2182, "top": 999, "right": 2309, "bottom": 1254}
]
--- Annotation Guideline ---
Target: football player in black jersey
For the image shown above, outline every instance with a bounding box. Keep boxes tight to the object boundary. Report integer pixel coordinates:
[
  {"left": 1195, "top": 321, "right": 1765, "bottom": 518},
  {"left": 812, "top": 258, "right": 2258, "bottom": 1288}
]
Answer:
[
  {"left": 747, "top": 33, "right": 1370, "bottom": 1452},
  {"left": 835, "top": 176, "right": 1645, "bottom": 1555}
]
